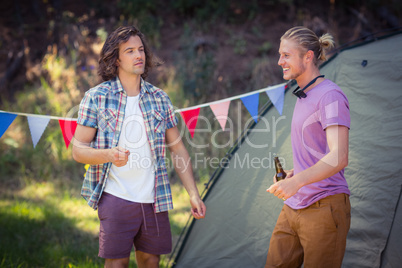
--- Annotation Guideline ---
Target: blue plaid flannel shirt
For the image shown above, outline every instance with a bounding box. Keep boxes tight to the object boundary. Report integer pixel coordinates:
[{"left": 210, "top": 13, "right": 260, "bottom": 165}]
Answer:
[{"left": 77, "top": 76, "right": 178, "bottom": 212}]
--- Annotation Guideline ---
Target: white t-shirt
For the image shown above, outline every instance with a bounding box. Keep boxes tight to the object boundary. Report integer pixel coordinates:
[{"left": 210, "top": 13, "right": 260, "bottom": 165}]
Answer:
[{"left": 104, "top": 95, "right": 155, "bottom": 203}]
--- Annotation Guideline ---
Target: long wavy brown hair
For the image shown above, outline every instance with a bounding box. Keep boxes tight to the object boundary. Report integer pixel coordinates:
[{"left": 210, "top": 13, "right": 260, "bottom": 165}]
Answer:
[{"left": 98, "top": 26, "right": 157, "bottom": 81}]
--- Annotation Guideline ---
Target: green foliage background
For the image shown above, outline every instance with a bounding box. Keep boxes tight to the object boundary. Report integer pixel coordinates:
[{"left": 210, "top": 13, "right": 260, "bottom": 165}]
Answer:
[{"left": 0, "top": 0, "right": 400, "bottom": 267}]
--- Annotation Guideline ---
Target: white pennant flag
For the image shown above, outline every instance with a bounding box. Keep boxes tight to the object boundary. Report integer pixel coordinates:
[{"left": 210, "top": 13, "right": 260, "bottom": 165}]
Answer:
[{"left": 27, "top": 116, "right": 50, "bottom": 148}]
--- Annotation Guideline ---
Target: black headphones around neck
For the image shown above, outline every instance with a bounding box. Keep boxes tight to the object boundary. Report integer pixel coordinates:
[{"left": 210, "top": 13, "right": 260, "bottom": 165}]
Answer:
[{"left": 292, "top": 75, "right": 325, "bottom": 99}]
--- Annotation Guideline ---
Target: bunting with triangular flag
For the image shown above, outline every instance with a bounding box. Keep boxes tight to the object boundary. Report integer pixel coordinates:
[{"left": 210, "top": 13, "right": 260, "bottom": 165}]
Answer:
[
  {"left": 265, "top": 84, "right": 285, "bottom": 115},
  {"left": 209, "top": 100, "right": 230, "bottom": 130},
  {"left": 27, "top": 116, "right": 51, "bottom": 148},
  {"left": 240, "top": 93, "right": 259, "bottom": 123},
  {"left": 58, "top": 119, "right": 78, "bottom": 148},
  {"left": 0, "top": 112, "right": 18, "bottom": 139},
  {"left": 180, "top": 108, "right": 200, "bottom": 139},
  {"left": 0, "top": 82, "right": 287, "bottom": 142}
]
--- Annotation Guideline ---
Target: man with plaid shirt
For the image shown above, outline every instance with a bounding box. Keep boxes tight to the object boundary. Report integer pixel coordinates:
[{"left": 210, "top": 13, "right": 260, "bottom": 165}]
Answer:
[{"left": 73, "top": 26, "right": 206, "bottom": 268}]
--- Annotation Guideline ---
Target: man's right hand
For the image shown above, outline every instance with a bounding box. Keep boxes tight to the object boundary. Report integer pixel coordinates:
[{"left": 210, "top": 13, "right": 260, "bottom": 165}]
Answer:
[
  {"left": 273, "top": 169, "right": 294, "bottom": 183},
  {"left": 110, "top": 146, "right": 130, "bottom": 167}
]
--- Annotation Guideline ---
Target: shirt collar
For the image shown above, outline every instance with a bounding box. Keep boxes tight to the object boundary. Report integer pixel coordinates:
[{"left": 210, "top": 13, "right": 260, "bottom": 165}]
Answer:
[
  {"left": 140, "top": 78, "right": 157, "bottom": 95},
  {"left": 111, "top": 76, "right": 156, "bottom": 95},
  {"left": 110, "top": 76, "right": 124, "bottom": 94}
]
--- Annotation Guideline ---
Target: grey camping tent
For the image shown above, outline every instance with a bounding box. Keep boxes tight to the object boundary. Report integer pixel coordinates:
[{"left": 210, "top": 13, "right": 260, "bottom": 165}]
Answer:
[{"left": 171, "top": 30, "right": 402, "bottom": 268}]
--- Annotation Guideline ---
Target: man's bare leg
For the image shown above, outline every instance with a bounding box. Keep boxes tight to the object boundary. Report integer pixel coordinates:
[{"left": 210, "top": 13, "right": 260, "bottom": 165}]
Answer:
[
  {"left": 104, "top": 257, "right": 130, "bottom": 268},
  {"left": 135, "top": 250, "right": 160, "bottom": 268}
]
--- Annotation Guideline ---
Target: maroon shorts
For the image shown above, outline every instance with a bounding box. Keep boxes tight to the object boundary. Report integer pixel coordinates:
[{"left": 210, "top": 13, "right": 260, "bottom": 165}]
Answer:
[{"left": 97, "top": 192, "right": 172, "bottom": 259}]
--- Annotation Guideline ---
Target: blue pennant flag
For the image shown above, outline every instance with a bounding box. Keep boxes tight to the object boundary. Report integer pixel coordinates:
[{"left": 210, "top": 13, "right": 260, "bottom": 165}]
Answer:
[
  {"left": 240, "top": 93, "right": 259, "bottom": 123},
  {"left": 266, "top": 85, "right": 285, "bottom": 115},
  {"left": 0, "top": 112, "right": 18, "bottom": 138}
]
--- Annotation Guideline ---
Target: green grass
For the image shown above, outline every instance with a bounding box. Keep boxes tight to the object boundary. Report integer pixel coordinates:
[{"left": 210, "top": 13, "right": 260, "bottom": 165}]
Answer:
[
  {"left": 0, "top": 181, "right": 101, "bottom": 267},
  {"left": 0, "top": 178, "right": 201, "bottom": 268}
]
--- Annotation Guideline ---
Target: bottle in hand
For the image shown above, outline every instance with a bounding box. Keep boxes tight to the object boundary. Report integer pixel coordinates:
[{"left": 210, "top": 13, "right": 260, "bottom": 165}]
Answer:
[{"left": 274, "top": 156, "right": 287, "bottom": 181}]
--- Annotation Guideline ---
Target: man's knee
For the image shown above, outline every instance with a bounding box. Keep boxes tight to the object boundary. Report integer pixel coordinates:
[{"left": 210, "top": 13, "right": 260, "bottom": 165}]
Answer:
[
  {"left": 105, "top": 257, "right": 130, "bottom": 268},
  {"left": 136, "top": 251, "right": 160, "bottom": 267}
]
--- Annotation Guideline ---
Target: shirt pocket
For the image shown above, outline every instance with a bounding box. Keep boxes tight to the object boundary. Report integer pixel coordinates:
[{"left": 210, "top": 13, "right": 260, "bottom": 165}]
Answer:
[
  {"left": 154, "top": 110, "right": 166, "bottom": 134},
  {"left": 98, "top": 108, "right": 117, "bottom": 133}
]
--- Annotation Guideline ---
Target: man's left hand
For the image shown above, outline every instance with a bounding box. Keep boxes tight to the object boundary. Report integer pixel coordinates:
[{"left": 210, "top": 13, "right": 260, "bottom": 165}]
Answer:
[{"left": 190, "top": 196, "right": 206, "bottom": 219}]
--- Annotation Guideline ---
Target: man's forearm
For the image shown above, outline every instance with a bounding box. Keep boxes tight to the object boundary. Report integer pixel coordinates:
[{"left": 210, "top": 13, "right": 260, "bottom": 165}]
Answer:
[
  {"left": 165, "top": 126, "right": 202, "bottom": 198},
  {"left": 295, "top": 125, "right": 349, "bottom": 188},
  {"left": 294, "top": 148, "right": 348, "bottom": 188},
  {"left": 72, "top": 142, "right": 111, "bottom": 165},
  {"left": 171, "top": 150, "right": 200, "bottom": 198}
]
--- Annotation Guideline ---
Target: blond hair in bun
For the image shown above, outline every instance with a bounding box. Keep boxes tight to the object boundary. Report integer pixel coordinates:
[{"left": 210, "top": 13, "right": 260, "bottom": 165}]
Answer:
[
  {"left": 281, "top": 26, "right": 335, "bottom": 65},
  {"left": 318, "top": 33, "right": 335, "bottom": 61}
]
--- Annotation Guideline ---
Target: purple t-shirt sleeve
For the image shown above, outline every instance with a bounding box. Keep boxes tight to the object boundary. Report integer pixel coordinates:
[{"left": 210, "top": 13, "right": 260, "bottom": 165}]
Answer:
[{"left": 318, "top": 90, "right": 351, "bottom": 130}]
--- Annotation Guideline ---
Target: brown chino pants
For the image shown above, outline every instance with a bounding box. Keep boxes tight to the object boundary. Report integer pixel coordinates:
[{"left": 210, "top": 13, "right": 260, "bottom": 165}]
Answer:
[{"left": 265, "top": 193, "right": 351, "bottom": 268}]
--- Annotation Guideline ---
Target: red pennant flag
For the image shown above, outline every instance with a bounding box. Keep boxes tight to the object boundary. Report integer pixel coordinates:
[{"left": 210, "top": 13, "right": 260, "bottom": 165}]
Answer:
[
  {"left": 58, "top": 119, "right": 78, "bottom": 148},
  {"left": 180, "top": 108, "right": 200, "bottom": 139}
]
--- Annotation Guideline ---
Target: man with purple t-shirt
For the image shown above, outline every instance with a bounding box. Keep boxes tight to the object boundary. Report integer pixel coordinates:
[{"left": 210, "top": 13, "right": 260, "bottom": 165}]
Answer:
[{"left": 266, "top": 27, "right": 351, "bottom": 268}]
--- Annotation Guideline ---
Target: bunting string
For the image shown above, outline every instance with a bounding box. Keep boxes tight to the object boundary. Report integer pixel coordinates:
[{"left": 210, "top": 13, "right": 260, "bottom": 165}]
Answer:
[
  {"left": 0, "top": 110, "right": 77, "bottom": 120},
  {"left": 0, "top": 82, "right": 287, "bottom": 146},
  {"left": 175, "top": 83, "right": 286, "bottom": 112}
]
